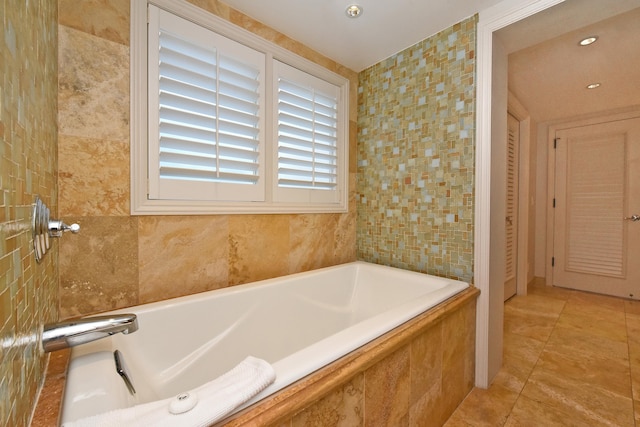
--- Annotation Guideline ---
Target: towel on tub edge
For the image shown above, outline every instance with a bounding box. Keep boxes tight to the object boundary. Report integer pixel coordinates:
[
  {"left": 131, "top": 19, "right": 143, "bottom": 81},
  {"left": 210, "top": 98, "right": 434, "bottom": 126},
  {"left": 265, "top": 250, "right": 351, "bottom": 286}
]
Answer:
[{"left": 62, "top": 356, "right": 276, "bottom": 427}]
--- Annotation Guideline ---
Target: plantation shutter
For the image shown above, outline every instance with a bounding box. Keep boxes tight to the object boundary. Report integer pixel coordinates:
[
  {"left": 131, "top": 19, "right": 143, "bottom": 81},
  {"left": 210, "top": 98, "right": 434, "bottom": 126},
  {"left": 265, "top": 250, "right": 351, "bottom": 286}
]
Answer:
[
  {"left": 148, "top": 5, "right": 265, "bottom": 201},
  {"left": 505, "top": 113, "right": 519, "bottom": 283},
  {"left": 274, "top": 61, "right": 343, "bottom": 204}
]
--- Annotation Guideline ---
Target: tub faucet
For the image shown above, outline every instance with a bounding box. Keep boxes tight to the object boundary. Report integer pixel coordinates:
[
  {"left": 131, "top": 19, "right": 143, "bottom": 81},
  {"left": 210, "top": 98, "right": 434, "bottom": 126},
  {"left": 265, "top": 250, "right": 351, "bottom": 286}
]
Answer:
[{"left": 42, "top": 314, "right": 139, "bottom": 353}]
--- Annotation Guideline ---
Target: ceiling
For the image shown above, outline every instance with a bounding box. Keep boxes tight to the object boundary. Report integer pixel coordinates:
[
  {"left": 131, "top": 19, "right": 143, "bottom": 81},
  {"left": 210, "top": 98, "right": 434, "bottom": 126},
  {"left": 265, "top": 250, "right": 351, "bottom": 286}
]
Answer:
[
  {"left": 221, "top": 0, "right": 640, "bottom": 123},
  {"left": 501, "top": 0, "right": 640, "bottom": 122},
  {"left": 221, "top": 0, "right": 504, "bottom": 71}
]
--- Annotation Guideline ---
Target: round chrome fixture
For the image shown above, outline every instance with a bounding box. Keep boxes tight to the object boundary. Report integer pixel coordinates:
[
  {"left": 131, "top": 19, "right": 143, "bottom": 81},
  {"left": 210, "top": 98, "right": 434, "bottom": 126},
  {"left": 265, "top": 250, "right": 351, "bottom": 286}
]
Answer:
[
  {"left": 579, "top": 36, "right": 598, "bottom": 46},
  {"left": 346, "top": 4, "right": 363, "bottom": 18},
  {"left": 586, "top": 83, "right": 601, "bottom": 89}
]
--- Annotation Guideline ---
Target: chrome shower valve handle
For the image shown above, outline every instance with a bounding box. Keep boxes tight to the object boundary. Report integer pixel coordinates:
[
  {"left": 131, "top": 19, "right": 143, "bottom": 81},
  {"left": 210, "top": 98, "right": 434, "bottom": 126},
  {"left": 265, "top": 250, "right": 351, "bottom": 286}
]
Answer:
[
  {"left": 48, "top": 219, "right": 81, "bottom": 237},
  {"left": 33, "top": 196, "right": 81, "bottom": 262}
]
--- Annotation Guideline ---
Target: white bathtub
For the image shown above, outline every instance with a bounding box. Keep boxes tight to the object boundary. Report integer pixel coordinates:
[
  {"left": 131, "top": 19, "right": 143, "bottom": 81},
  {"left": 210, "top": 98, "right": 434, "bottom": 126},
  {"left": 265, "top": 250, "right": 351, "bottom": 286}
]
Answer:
[{"left": 60, "top": 261, "right": 468, "bottom": 425}]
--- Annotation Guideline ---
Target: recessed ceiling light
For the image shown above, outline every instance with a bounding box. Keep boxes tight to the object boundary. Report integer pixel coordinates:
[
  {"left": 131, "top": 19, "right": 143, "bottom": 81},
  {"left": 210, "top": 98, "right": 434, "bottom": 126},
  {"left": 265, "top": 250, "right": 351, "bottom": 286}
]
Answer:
[
  {"left": 345, "top": 4, "right": 363, "bottom": 18},
  {"left": 586, "top": 83, "right": 601, "bottom": 89},
  {"left": 579, "top": 36, "right": 598, "bottom": 46}
]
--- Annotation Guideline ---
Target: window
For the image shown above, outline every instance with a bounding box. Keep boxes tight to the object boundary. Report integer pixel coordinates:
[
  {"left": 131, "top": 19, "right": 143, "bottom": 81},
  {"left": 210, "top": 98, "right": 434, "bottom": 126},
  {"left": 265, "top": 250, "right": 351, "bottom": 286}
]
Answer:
[
  {"left": 274, "top": 61, "right": 342, "bottom": 204},
  {"left": 131, "top": 0, "right": 349, "bottom": 214}
]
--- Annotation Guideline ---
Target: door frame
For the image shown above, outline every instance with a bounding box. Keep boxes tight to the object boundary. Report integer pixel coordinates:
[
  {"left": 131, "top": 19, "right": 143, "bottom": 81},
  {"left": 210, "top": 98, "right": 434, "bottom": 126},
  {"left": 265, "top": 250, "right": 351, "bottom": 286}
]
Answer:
[
  {"left": 475, "top": 0, "right": 564, "bottom": 388},
  {"left": 508, "top": 91, "right": 531, "bottom": 297},
  {"left": 545, "top": 106, "right": 640, "bottom": 288}
]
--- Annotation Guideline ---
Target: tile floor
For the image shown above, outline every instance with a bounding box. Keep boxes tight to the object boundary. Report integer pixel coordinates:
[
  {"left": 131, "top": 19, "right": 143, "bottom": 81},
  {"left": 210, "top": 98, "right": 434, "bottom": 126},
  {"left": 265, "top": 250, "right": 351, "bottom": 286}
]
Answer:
[{"left": 444, "top": 280, "right": 640, "bottom": 427}]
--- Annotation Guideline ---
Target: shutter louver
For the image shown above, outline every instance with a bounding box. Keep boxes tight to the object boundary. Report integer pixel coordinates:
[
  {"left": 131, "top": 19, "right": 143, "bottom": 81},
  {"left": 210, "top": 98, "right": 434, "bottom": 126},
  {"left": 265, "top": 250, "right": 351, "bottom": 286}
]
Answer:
[
  {"left": 158, "top": 33, "right": 260, "bottom": 185},
  {"left": 277, "top": 76, "right": 338, "bottom": 190}
]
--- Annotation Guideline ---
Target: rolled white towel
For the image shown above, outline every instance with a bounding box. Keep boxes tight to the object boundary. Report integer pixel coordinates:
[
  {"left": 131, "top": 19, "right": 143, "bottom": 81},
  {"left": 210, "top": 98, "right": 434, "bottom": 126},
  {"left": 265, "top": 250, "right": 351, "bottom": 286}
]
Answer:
[{"left": 62, "top": 356, "right": 276, "bottom": 427}]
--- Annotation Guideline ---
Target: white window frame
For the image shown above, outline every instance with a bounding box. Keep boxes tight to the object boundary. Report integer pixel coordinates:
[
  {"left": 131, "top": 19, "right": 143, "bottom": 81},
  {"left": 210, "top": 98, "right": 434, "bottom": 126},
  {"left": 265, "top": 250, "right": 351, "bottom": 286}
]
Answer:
[
  {"left": 131, "top": 0, "right": 349, "bottom": 214},
  {"left": 273, "top": 60, "right": 344, "bottom": 205}
]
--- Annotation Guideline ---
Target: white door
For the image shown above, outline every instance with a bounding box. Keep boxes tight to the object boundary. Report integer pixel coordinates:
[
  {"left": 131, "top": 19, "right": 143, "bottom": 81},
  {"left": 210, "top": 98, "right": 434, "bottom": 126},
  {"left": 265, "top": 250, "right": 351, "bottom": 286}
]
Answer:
[
  {"left": 553, "top": 117, "right": 640, "bottom": 299},
  {"left": 504, "top": 113, "right": 519, "bottom": 301}
]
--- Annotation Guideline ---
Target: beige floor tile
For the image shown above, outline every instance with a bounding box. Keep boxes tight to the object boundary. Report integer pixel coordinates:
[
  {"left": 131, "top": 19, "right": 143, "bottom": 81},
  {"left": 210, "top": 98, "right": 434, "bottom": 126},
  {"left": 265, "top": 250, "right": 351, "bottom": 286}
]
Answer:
[
  {"left": 503, "top": 305, "right": 559, "bottom": 342},
  {"left": 521, "top": 367, "right": 634, "bottom": 427},
  {"left": 448, "top": 284, "right": 637, "bottom": 427},
  {"left": 527, "top": 282, "right": 575, "bottom": 301},
  {"left": 494, "top": 333, "right": 546, "bottom": 393},
  {"left": 535, "top": 346, "right": 632, "bottom": 398},
  {"left": 632, "top": 374, "right": 640, "bottom": 403},
  {"left": 442, "top": 417, "right": 474, "bottom": 427},
  {"left": 627, "top": 340, "right": 640, "bottom": 402},
  {"left": 443, "top": 384, "right": 518, "bottom": 427},
  {"left": 502, "top": 332, "right": 546, "bottom": 368},
  {"left": 555, "top": 309, "right": 627, "bottom": 343},
  {"left": 567, "top": 290, "right": 627, "bottom": 313},
  {"left": 562, "top": 299, "right": 627, "bottom": 323},
  {"left": 505, "top": 293, "right": 567, "bottom": 316},
  {"left": 625, "top": 300, "right": 640, "bottom": 315},
  {"left": 504, "top": 394, "right": 598, "bottom": 427},
  {"left": 546, "top": 323, "right": 629, "bottom": 362},
  {"left": 625, "top": 314, "right": 640, "bottom": 345},
  {"left": 627, "top": 313, "right": 640, "bottom": 402},
  {"left": 491, "top": 364, "right": 529, "bottom": 395}
]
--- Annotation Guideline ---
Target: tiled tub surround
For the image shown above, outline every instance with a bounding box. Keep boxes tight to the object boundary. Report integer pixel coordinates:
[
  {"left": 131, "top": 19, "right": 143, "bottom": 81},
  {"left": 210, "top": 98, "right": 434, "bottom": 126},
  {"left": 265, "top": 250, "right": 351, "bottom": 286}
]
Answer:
[
  {"left": 60, "top": 262, "right": 469, "bottom": 423},
  {"left": 223, "top": 287, "right": 478, "bottom": 427},
  {"left": 35, "top": 285, "right": 478, "bottom": 426},
  {"left": 0, "top": 1, "right": 59, "bottom": 425},
  {"left": 57, "top": 0, "right": 358, "bottom": 319},
  {"left": 357, "top": 17, "right": 477, "bottom": 282}
]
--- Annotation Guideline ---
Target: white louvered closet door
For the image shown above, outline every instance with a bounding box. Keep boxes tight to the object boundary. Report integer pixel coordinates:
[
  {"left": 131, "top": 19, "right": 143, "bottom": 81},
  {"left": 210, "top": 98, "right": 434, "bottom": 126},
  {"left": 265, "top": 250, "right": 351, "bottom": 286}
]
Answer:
[
  {"left": 504, "top": 113, "right": 519, "bottom": 301},
  {"left": 553, "top": 117, "right": 640, "bottom": 299}
]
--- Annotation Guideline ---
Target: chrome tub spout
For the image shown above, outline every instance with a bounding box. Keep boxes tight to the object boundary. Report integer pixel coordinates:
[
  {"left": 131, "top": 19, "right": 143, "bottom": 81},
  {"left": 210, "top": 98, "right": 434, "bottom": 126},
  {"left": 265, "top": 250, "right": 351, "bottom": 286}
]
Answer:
[{"left": 42, "top": 314, "right": 138, "bottom": 353}]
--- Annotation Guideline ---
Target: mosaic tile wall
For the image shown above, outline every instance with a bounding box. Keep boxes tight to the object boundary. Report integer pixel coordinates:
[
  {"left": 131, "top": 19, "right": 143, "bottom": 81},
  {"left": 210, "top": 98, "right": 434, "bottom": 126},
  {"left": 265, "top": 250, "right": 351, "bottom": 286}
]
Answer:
[
  {"left": 0, "top": 1, "right": 59, "bottom": 425},
  {"left": 357, "top": 17, "right": 477, "bottom": 282},
  {"left": 57, "top": 0, "right": 358, "bottom": 318}
]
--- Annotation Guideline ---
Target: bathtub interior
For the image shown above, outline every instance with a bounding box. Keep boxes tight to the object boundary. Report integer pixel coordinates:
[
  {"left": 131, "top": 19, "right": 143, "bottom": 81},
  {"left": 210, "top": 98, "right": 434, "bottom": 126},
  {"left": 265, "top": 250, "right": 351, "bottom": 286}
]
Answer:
[{"left": 62, "top": 262, "right": 468, "bottom": 423}]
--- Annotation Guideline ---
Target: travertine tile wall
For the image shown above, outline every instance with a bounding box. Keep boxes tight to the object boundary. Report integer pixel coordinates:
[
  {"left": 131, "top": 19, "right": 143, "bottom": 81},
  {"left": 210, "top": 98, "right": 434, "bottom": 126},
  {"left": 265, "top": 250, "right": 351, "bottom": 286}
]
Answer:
[
  {"left": 357, "top": 17, "right": 477, "bottom": 282},
  {"left": 0, "top": 1, "right": 59, "bottom": 426},
  {"left": 57, "top": 0, "right": 358, "bottom": 318}
]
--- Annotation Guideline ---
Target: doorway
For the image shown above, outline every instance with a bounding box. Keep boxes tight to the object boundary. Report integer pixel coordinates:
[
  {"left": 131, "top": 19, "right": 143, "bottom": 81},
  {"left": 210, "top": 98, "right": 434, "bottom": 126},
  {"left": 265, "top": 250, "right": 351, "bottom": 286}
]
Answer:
[{"left": 476, "top": 0, "right": 640, "bottom": 388}]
